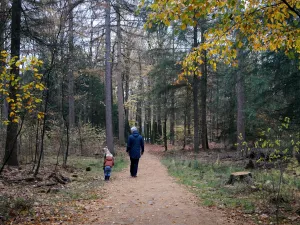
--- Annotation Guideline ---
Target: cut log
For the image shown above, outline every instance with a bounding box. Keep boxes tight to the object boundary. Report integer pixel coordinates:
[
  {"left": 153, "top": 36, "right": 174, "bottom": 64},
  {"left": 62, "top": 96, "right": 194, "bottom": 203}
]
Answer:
[{"left": 227, "top": 171, "right": 252, "bottom": 185}]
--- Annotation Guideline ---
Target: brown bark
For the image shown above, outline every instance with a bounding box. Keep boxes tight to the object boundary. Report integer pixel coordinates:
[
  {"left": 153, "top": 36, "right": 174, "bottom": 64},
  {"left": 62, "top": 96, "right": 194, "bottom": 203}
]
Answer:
[
  {"left": 136, "top": 54, "right": 143, "bottom": 133},
  {"left": 124, "top": 47, "right": 130, "bottom": 140},
  {"left": 104, "top": 0, "right": 114, "bottom": 153},
  {"left": 4, "top": 0, "right": 22, "bottom": 166},
  {"left": 170, "top": 90, "right": 175, "bottom": 145},
  {"left": 116, "top": 2, "right": 125, "bottom": 144},
  {"left": 193, "top": 23, "right": 200, "bottom": 152},
  {"left": 68, "top": 0, "right": 75, "bottom": 128},
  {"left": 236, "top": 50, "right": 245, "bottom": 154},
  {"left": 0, "top": 0, "right": 8, "bottom": 145},
  {"left": 200, "top": 27, "right": 208, "bottom": 150}
]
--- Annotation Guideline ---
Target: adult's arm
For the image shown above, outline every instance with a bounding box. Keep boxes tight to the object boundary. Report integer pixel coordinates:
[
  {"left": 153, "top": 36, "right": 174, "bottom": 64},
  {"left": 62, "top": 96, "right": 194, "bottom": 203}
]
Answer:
[{"left": 126, "top": 136, "right": 132, "bottom": 152}]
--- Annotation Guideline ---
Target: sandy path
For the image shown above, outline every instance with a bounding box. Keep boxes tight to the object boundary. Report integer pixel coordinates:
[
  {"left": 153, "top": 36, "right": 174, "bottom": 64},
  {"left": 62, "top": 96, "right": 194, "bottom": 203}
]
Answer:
[{"left": 83, "top": 146, "right": 237, "bottom": 225}]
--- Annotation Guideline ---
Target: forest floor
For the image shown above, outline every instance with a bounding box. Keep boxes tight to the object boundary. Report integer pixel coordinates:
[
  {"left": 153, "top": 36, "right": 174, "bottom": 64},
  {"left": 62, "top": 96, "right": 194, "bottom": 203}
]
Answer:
[
  {"left": 1, "top": 144, "right": 300, "bottom": 224},
  {"left": 75, "top": 145, "right": 251, "bottom": 225}
]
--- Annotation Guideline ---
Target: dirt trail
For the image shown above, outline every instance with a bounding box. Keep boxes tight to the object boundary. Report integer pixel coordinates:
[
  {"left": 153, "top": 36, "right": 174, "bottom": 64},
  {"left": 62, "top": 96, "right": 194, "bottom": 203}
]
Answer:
[{"left": 82, "top": 146, "right": 238, "bottom": 225}]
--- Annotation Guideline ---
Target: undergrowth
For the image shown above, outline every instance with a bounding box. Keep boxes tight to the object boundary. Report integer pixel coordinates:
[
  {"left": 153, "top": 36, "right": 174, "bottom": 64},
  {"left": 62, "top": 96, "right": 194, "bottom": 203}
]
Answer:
[{"left": 162, "top": 156, "right": 300, "bottom": 224}]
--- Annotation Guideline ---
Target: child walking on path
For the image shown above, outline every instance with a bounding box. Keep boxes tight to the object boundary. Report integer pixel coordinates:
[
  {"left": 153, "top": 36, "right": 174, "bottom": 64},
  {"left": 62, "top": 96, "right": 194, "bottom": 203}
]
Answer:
[{"left": 103, "top": 147, "right": 114, "bottom": 181}]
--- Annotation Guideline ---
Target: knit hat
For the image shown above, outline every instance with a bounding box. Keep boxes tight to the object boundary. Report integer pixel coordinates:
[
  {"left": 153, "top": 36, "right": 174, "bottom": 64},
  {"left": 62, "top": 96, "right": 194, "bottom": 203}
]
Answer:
[
  {"left": 103, "top": 147, "right": 113, "bottom": 157},
  {"left": 131, "top": 126, "right": 138, "bottom": 132}
]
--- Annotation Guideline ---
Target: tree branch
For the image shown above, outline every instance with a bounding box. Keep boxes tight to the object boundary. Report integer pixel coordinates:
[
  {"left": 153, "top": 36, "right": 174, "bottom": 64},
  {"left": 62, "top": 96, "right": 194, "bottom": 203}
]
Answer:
[{"left": 280, "top": 0, "right": 300, "bottom": 19}]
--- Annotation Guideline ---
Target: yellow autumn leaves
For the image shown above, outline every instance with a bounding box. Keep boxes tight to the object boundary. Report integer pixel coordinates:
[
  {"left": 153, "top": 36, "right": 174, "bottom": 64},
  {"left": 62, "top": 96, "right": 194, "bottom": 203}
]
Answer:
[
  {"left": 0, "top": 51, "right": 45, "bottom": 124},
  {"left": 143, "top": 0, "right": 300, "bottom": 81}
]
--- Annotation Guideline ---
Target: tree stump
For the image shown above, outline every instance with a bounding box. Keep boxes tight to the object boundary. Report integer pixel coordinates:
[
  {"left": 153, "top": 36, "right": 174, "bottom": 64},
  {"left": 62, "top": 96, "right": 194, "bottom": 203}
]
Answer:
[{"left": 227, "top": 171, "right": 252, "bottom": 185}]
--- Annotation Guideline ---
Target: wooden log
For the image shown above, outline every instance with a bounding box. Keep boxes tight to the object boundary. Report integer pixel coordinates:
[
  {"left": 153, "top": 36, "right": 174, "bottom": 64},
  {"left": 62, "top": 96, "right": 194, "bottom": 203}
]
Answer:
[{"left": 227, "top": 171, "right": 252, "bottom": 185}]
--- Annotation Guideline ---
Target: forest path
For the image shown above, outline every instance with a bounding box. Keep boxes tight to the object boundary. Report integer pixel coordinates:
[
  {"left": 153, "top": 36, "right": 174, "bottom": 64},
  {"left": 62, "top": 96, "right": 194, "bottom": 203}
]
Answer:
[{"left": 79, "top": 145, "right": 239, "bottom": 225}]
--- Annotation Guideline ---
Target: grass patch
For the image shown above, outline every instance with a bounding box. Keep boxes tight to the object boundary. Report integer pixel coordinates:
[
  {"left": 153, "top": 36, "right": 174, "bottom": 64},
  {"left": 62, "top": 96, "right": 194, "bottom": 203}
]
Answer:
[
  {"left": 50, "top": 153, "right": 128, "bottom": 201},
  {"left": 66, "top": 152, "right": 128, "bottom": 173},
  {"left": 162, "top": 157, "right": 253, "bottom": 210},
  {"left": 162, "top": 156, "right": 300, "bottom": 224},
  {"left": 162, "top": 158, "right": 264, "bottom": 212}
]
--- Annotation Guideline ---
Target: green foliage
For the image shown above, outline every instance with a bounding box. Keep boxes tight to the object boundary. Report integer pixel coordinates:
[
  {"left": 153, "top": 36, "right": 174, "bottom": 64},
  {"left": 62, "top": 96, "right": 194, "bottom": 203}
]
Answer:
[{"left": 245, "top": 51, "right": 300, "bottom": 137}]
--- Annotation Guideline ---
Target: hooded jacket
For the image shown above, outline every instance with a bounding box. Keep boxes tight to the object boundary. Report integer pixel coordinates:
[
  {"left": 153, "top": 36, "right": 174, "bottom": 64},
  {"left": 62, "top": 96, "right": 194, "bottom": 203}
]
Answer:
[
  {"left": 126, "top": 131, "right": 144, "bottom": 159},
  {"left": 103, "top": 154, "right": 114, "bottom": 167}
]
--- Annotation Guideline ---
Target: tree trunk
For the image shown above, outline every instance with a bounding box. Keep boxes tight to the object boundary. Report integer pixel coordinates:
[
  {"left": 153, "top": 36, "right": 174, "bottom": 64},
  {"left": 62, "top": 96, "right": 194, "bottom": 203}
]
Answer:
[
  {"left": 170, "top": 90, "right": 175, "bottom": 145},
  {"left": 0, "top": 0, "right": 7, "bottom": 150},
  {"left": 116, "top": 2, "right": 125, "bottom": 145},
  {"left": 0, "top": 0, "right": 7, "bottom": 49},
  {"left": 236, "top": 50, "right": 245, "bottom": 154},
  {"left": 34, "top": 72, "right": 51, "bottom": 177},
  {"left": 193, "top": 23, "right": 200, "bottom": 152},
  {"left": 157, "top": 102, "right": 162, "bottom": 142},
  {"left": 4, "top": 0, "right": 21, "bottom": 166},
  {"left": 200, "top": 27, "right": 208, "bottom": 150},
  {"left": 68, "top": 0, "right": 75, "bottom": 128},
  {"left": 136, "top": 54, "right": 143, "bottom": 133},
  {"left": 124, "top": 44, "right": 131, "bottom": 141},
  {"left": 163, "top": 117, "right": 167, "bottom": 151},
  {"left": 104, "top": 0, "right": 114, "bottom": 154}
]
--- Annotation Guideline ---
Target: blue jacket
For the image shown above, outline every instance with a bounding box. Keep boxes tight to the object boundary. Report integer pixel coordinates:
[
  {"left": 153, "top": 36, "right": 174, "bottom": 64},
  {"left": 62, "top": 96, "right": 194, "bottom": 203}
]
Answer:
[{"left": 126, "top": 131, "right": 144, "bottom": 159}]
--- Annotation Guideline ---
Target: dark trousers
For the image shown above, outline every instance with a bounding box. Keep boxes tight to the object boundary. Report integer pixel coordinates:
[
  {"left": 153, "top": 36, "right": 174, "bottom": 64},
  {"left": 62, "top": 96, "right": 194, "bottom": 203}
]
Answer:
[{"left": 130, "top": 158, "right": 140, "bottom": 177}]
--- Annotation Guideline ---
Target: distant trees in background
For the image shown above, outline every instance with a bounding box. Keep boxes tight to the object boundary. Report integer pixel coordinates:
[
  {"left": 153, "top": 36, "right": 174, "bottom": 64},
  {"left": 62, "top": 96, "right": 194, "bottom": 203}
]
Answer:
[{"left": 0, "top": 0, "right": 300, "bottom": 173}]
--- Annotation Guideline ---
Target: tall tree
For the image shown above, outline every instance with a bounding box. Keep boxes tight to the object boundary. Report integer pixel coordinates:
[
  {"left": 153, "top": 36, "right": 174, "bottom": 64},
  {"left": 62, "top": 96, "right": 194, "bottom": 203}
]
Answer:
[
  {"left": 200, "top": 26, "right": 208, "bottom": 150},
  {"left": 104, "top": 0, "right": 114, "bottom": 153},
  {"left": 4, "top": 0, "right": 22, "bottom": 166},
  {"left": 0, "top": 0, "right": 8, "bottom": 123},
  {"left": 116, "top": 1, "right": 125, "bottom": 144},
  {"left": 192, "top": 23, "right": 200, "bottom": 152},
  {"left": 236, "top": 50, "right": 246, "bottom": 153},
  {"left": 68, "top": 0, "right": 75, "bottom": 128}
]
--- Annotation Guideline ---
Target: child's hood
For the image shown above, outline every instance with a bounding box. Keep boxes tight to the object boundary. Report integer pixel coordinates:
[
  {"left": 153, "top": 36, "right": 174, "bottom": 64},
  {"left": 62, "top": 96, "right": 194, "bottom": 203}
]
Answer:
[{"left": 105, "top": 155, "right": 113, "bottom": 161}]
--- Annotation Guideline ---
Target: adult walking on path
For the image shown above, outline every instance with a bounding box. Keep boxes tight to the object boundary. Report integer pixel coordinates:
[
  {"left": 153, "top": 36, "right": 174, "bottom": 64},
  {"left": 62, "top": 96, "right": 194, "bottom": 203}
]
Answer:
[
  {"left": 80, "top": 145, "right": 249, "bottom": 225},
  {"left": 126, "top": 127, "right": 144, "bottom": 177}
]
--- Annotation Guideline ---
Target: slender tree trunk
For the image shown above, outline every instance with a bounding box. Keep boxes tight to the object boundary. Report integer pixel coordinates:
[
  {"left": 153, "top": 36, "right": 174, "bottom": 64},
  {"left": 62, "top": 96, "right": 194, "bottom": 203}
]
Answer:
[
  {"left": 124, "top": 51, "right": 130, "bottom": 141},
  {"left": 104, "top": 0, "right": 114, "bottom": 153},
  {"left": 33, "top": 120, "right": 39, "bottom": 167},
  {"left": 116, "top": 2, "right": 125, "bottom": 144},
  {"left": 78, "top": 123, "right": 83, "bottom": 155},
  {"left": 68, "top": 0, "right": 75, "bottom": 128},
  {"left": 183, "top": 86, "right": 190, "bottom": 149},
  {"left": 34, "top": 48, "right": 56, "bottom": 176},
  {"left": 157, "top": 102, "right": 162, "bottom": 142},
  {"left": 4, "top": 0, "right": 21, "bottom": 166},
  {"left": 34, "top": 89, "right": 50, "bottom": 176},
  {"left": 152, "top": 104, "right": 157, "bottom": 144},
  {"left": 89, "top": 10, "right": 94, "bottom": 65},
  {"left": 0, "top": 1, "right": 6, "bottom": 46},
  {"left": 0, "top": 0, "right": 7, "bottom": 150},
  {"left": 193, "top": 23, "right": 200, "bottom": 152},
  {"left": 163, "top": 117, "right": 167, "bottom": 151},
  {"left": 236, "top": 49, "right": 245, "bottom": 154},
  {"left": 136, "top": 54, "right": 143, "bottom": 133},
  {"left": 200, "top": 27, "right": 208, "bottom": 150},
  {"left": 170, "top": 90, "right": 175, "bottom": 145}
]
